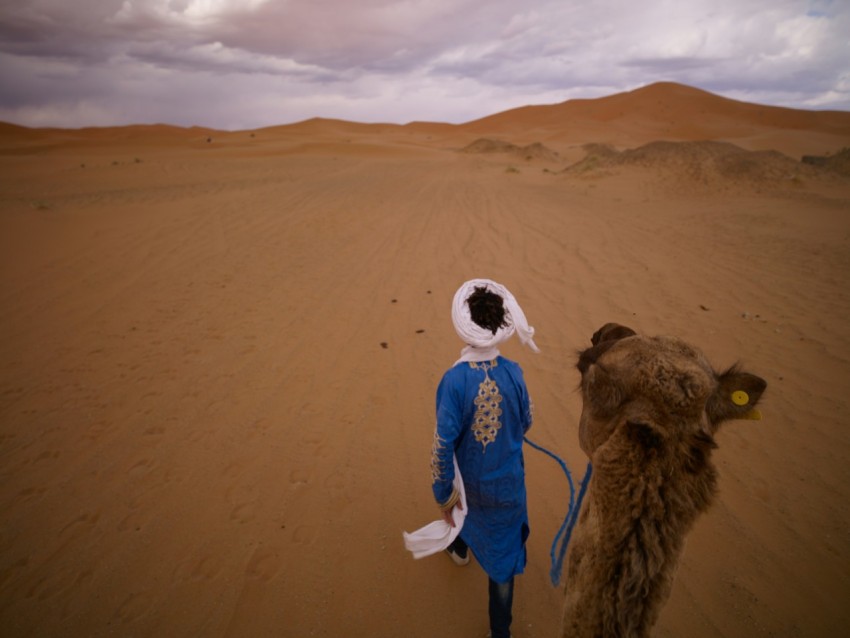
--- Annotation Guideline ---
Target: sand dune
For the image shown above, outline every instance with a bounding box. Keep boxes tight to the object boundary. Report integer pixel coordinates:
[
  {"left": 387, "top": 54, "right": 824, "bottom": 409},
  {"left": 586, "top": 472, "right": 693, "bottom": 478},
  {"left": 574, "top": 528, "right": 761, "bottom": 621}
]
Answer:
[
  {"left": 463, "top": 82, "right": 850, "bottom": 157},
  {"left": 560, "top": 140, "right": 850, "bottom": 197},
  {"left": 1, "top": 83, "right": 849, "bottom": 637}
]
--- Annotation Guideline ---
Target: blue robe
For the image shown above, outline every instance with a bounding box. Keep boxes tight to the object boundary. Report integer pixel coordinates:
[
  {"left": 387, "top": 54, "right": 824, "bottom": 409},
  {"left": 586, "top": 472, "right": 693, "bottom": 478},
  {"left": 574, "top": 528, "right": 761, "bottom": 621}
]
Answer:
[{"left": 430, "top": 356, "right": 532, "bottom": 583}]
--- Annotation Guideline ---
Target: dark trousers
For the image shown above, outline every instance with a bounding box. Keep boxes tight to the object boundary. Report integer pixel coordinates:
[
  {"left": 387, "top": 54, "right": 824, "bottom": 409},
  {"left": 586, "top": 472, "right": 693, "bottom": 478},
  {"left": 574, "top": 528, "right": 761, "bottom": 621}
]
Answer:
[{"left": 447, "top": 536, "right": 514, "bottom": 638}]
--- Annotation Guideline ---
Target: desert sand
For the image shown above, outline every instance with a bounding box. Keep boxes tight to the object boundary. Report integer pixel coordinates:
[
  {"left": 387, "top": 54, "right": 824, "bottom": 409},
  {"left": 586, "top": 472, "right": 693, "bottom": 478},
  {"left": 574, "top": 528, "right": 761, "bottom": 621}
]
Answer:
[{"left": 1, "top": 82, "right": 849, "bottom": 637}]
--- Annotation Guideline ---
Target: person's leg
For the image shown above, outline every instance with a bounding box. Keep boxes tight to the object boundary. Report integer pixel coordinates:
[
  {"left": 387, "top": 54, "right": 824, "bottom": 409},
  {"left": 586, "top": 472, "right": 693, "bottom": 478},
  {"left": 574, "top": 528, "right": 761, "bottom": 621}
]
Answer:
[
  {"left": 488, "top": 576, "right": 514, "bottom": 638},
  {"left": 447, "top": 535, "right": 467, "bottom": 556},
  {"left": 445, "top": 535, "right": 469, "bottom": 565}
]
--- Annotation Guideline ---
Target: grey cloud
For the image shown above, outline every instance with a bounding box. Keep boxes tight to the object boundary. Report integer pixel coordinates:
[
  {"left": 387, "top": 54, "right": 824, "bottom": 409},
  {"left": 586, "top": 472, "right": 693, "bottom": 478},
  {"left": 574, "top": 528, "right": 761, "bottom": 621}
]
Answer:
[
  {"left": 124, "top": 40, "right": 342, "bottom": 81},
  {"left": 207, "top": 1, "right": 518, "bottom": 72},
  {"left": 622, "top": 57, "right": 719, "bottom": 73},
  {"left": 0, "top": 1, "right": 126, "bottom": 59}
]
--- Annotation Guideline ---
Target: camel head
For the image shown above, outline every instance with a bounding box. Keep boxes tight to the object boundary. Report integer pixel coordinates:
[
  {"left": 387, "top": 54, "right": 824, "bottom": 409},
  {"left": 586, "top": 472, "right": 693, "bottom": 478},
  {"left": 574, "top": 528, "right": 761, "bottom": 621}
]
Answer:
[
  {"left": 562, "top": 323, "right": 767, "bottom": 638},
  {"left": 576, "top": 322, "right": 767, "bottom": 458}
]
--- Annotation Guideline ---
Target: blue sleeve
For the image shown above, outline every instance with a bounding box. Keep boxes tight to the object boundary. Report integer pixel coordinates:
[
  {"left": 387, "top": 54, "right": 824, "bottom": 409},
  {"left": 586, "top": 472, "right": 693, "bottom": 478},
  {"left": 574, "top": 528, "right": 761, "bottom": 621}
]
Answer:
[
  {"left": 522, "top": 374, "right": 533, "bottom": 435},
  {"left": 430, "top": 368, "right": 464, "bottom": 507},
  {"left": 514, "top": 362, "right": 533, "bottom": 434}
]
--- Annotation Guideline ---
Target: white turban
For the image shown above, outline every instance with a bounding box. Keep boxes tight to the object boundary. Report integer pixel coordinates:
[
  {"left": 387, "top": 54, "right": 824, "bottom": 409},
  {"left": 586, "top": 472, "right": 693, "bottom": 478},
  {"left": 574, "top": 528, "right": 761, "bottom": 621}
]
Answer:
[{"left": 451, "top": 278, "right": 540, "bottom": 364}]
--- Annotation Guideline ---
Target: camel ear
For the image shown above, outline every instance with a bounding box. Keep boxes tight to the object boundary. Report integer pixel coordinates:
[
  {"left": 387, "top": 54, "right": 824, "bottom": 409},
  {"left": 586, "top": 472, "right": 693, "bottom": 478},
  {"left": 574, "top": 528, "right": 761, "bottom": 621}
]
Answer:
[
  {"left": 577, "top": 324, "right": 637, "bottom": 375},
  {"left": 591, "top": 323, "right": 637, "bottom": 346},
  {"left": 706, "top": 366, "right": 767, "bottom": 428}
]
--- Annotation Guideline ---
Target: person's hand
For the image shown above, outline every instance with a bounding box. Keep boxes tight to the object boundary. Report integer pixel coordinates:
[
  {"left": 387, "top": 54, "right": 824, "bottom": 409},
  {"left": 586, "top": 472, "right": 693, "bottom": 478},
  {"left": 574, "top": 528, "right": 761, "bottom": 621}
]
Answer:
[{"left": 441, "top": 500, "right": 463, "bottom": 527}]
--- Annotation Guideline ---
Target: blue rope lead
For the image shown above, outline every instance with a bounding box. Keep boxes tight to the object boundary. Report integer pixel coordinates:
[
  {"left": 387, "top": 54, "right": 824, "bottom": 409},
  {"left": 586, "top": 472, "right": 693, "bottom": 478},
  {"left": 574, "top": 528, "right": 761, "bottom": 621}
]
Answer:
[
  {"left": 524, "top": 436, "right": 593, "bottom": 587},
  {"left": 555, "top": 460, "right": 591, "bottom": 586}
]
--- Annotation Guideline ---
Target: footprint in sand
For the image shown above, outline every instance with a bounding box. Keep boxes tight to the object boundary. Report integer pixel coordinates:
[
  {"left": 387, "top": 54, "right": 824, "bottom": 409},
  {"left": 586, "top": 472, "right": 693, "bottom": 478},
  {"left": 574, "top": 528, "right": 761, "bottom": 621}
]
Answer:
[
  {"left": 312, "top": 443, "right": 332, "bottom": 459},
  {"left": 230, "top": 501, "right": 257, "bottom": 524},
  {"left": 246, "top": 548, "right": 282, "bottom": 582},
  {"left": 13, "top": 485, "right": 47, "bottom": 506},
  {"left": 59, "top": 511, "right": 101, "bottom": 542},
  {"left": 224, "top": 479, "right": 258, "bottom": 524},
  {"left": 171, "top": 553, "right": 224, "bottom": 584},
  {"left": 117, "top": 509, "right": 148, "bottom": 533},
  {"left": 83, "top": 420, "right": 113, "bottom": 442},
  {"left": 143, "top": 425, "right": 165, "bottom": 437},
  {"left": 117, "top": 493, "right": 151, "bottom": 532},
  {"left": 184, "top": 425, "right": 210, "bottom": 444},
  {"left": 128, "top": 458, "right": 155, "bottom": 478},
  {"left": 115, "top": 591, "right": 153, "bottom": 623},
  {"left": 190, "top": 554, "right": 224, "bottom": 581},
  {"left": 750, "top": 477, "right": 773, "bottom": 504},
  {"left": 222, "top": 462, "right": 244, "bottom": 479},
  {"left": 34, "top": 449, "right": 60, "bottom": 463},
  {"left": 27, "top": 567, "right": 93, "bottom": 602},
  {"left": 0, "top": 557, "right": 29, "bottom": 590},
  {"left": 289, "top": 467, "right": 311, "bottom": 486}
]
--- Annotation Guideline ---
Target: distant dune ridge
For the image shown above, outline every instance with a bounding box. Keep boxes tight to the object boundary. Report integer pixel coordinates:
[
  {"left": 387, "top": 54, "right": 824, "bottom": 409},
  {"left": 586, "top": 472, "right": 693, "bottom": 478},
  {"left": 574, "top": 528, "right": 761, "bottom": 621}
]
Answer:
[
  {"left": 2, "top": 81, "right": 850, "bottom": 157},
  {"left": 1, "top": 82, "right": 850, "bottom": 638}
]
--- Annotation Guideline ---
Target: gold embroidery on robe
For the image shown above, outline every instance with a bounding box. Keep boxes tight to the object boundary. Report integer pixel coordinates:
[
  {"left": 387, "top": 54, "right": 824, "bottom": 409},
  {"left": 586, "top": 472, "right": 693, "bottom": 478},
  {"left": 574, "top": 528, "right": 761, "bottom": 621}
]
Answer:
[
  {"left": 470, "top": 360, "right": 503, "bottom": 451},
  {"left": 430, "top": 429, "right": 446, "bottom": 484}
]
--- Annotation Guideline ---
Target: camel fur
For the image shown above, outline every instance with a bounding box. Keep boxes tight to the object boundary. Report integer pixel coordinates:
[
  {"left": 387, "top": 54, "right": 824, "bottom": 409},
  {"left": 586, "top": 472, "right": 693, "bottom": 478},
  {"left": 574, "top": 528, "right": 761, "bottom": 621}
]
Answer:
[{"left": 562, "top": 323, "right": 766, "bottom": 638}]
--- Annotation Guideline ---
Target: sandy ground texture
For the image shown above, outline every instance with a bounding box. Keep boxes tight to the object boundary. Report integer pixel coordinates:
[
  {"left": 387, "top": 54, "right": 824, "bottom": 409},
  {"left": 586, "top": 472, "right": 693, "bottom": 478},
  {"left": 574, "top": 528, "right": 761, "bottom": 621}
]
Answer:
[{"left": 2, "top": 83, "right": 850, "bottom": 637}]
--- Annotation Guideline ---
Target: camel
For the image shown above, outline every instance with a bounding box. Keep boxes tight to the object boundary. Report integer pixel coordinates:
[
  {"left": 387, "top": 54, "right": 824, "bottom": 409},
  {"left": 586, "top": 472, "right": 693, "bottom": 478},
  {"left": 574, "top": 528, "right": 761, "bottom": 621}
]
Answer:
[{"left": 562, "top": 323, "right": 767, "bottom": 638}]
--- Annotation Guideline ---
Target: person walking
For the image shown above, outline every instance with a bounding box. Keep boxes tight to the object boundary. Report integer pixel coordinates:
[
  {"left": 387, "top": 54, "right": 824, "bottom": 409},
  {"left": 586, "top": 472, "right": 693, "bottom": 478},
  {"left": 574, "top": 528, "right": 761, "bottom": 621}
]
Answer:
[{"left": 430, "top": 279, "right": 539, "bottom": 638}]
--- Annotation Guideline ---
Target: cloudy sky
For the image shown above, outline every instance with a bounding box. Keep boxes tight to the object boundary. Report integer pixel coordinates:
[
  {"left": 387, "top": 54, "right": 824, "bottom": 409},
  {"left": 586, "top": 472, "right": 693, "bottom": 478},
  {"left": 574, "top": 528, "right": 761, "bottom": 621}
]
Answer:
[{"left": 1, "top": 0, "right": 848, "bottom": 130}]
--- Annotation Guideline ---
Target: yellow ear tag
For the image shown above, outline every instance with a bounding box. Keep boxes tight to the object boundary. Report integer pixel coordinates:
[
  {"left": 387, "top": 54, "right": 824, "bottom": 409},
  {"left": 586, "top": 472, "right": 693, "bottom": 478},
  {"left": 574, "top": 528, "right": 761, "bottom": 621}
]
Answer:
[{"left": 731, "top": 390, "right": 750, "bottom": 406}]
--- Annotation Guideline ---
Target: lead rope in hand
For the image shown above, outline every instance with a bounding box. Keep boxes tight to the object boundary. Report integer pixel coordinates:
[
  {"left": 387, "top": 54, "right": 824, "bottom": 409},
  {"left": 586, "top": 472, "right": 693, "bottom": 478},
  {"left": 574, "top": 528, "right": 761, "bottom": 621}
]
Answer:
[{"left": 524, "top": 436, "right": 593, "bottom": 586}]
